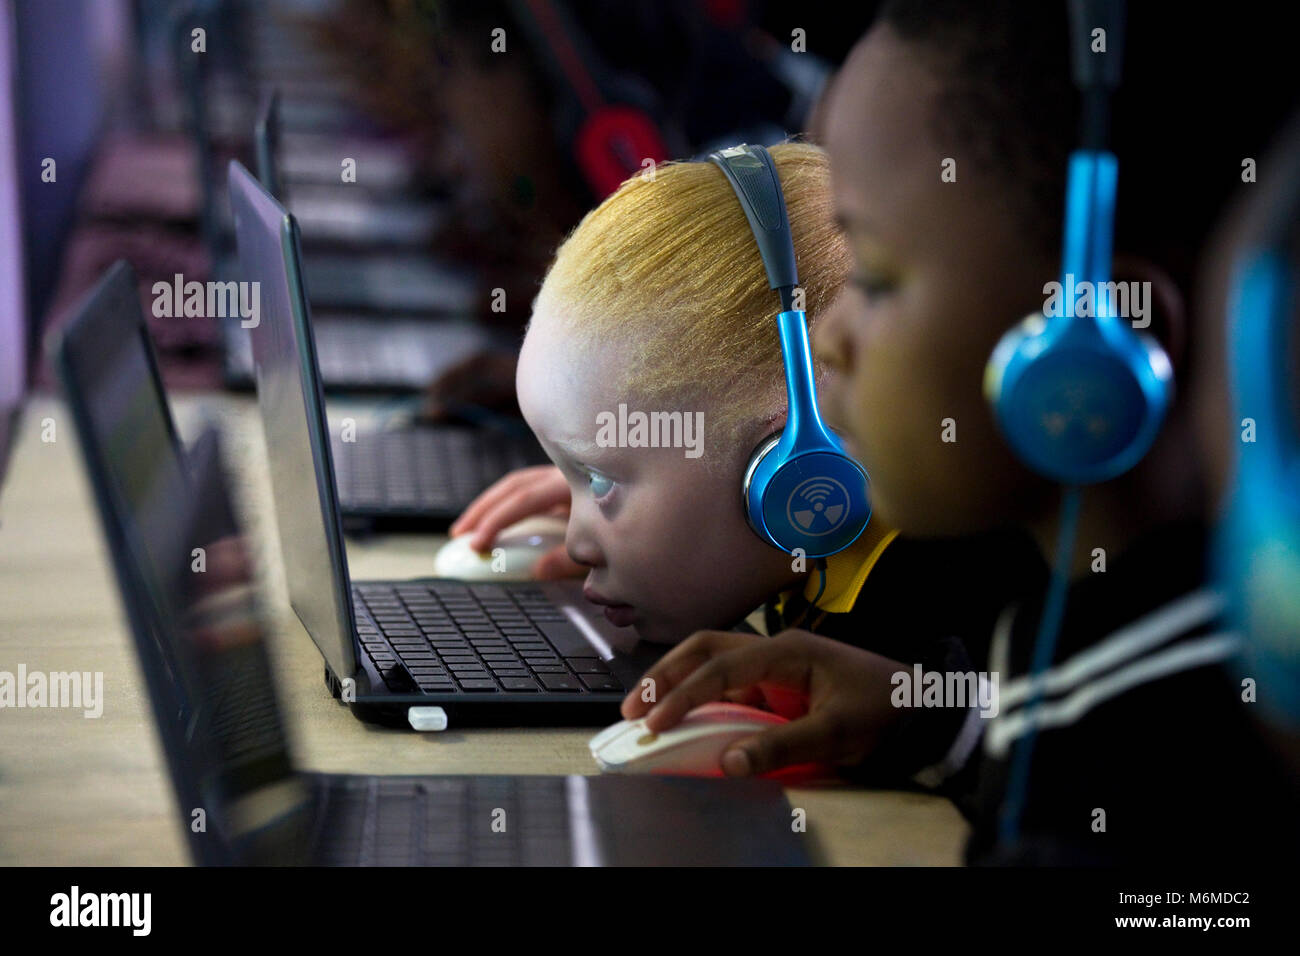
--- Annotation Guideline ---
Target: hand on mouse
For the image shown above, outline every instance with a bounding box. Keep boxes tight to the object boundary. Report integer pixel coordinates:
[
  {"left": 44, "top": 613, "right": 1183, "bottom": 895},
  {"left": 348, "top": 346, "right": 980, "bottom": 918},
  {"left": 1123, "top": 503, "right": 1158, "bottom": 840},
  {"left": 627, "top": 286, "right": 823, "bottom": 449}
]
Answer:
[
  {"left": 449, "top": 465, "right": 584, "bottom": 579},
  {"left": 620, "top": 629, "right": 908, "bottom": 777}
]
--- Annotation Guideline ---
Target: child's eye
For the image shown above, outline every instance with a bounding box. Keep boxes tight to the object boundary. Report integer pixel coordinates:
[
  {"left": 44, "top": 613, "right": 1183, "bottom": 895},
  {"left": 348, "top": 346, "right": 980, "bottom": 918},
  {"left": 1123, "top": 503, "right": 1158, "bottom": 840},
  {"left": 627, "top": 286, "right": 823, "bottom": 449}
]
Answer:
[
  {"left": 587, "top": 469, "right": 615, "bottom": 500},
  {"left": 853, "top": 272, "right": 897, "bottom": 300}
]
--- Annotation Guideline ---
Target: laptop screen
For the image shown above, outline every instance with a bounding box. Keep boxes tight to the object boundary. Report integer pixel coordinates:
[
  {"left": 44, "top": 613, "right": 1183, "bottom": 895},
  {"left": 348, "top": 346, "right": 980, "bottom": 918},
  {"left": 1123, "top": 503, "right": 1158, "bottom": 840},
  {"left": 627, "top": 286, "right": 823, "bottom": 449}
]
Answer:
[
  {"left": 227, "top": 159, "right": 358, "bottom": 685},
  {"left": 54, "top": 263, "right": 302, "bottom": 864},
  {"left": 53, "top": 263, "right": 189, "bottom": 634}
]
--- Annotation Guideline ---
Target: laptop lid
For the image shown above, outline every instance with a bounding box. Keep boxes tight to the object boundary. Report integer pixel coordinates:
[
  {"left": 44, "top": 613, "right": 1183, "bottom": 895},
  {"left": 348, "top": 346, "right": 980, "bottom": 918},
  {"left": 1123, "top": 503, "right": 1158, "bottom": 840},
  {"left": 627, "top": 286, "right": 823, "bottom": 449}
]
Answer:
[
  {"left": 227, "top": 159, "right": 359, "bottom": 685},
  {"left": 0, "top": 4, "right": 27, "bottom": 483},
  {"left": 49, "top": 262, "right": 303, "bottom": 864},
  {"left": 255, "top": 88, "right": 282, "bottom": 200}
]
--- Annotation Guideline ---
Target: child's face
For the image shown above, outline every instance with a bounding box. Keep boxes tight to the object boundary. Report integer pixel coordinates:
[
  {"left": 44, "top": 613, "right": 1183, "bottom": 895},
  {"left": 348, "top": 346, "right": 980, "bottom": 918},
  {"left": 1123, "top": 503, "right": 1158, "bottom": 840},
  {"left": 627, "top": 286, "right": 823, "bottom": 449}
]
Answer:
[
  {"left": 813, "top": 28, "right": 1058, "bottom": 537},
  {"left": 517, "top": 311, "right": 801, "bottom": 644}
]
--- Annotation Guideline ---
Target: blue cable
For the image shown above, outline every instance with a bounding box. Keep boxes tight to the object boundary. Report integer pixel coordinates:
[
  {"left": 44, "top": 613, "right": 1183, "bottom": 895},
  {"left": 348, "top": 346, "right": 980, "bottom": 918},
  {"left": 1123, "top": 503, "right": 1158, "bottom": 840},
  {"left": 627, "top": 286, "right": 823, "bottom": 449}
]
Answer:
[{"left": 997, "top": 484, "right": 1084, "bottom": 846}]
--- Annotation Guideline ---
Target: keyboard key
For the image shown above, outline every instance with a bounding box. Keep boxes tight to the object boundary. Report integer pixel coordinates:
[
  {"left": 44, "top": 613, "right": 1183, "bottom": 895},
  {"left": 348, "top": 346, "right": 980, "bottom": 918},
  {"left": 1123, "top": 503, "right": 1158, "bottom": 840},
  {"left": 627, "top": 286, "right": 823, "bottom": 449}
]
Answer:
[
  {"left": 580, "top": 674, "right": 623, "bottom": 692},
  {"left": 537, "top": 674, "right": 582, "bottom": 692},
  {"left": 457, "top": 680, "right": 499, "bottom": 692},
  {"left": 499, "top": 678, "right": 539, "bottom": 692}
]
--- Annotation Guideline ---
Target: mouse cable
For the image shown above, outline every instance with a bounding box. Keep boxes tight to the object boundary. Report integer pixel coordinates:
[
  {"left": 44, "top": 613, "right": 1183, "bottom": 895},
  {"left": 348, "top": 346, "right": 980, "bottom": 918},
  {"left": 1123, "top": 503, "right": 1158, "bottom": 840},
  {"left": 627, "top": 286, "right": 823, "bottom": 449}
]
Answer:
[{"left": 996, "top": 484, "right": 1083, "bottom": 847}]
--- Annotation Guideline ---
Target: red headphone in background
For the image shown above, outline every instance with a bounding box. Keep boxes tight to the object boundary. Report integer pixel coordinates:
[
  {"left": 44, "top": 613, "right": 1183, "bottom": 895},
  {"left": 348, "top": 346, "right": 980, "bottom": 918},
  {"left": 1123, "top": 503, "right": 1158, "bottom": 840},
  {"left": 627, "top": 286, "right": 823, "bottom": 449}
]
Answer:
[{"left": 508, "top": 0, "right": 675, "bottom": 199}]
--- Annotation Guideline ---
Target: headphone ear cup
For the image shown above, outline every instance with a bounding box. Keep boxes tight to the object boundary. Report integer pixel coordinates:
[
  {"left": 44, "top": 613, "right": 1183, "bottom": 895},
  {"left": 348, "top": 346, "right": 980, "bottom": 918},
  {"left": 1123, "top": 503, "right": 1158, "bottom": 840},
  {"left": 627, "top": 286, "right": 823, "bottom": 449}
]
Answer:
[
  {"left": 742, "top": 431, "right": 783, "bottom": 540},
  {"left": 988, "top": 320, "right": 1173, "bottom": 483},
  {"left": 744, "top": 429, "right": 871, "bottom": 557}
]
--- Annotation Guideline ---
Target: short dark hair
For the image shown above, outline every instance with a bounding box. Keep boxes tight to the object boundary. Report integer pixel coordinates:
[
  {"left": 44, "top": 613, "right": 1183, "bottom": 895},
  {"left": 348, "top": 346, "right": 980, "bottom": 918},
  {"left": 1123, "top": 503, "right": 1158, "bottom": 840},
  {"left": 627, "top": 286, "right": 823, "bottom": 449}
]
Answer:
[{"left": 878, "top": 0, "right": 1300, "bottom": 288}]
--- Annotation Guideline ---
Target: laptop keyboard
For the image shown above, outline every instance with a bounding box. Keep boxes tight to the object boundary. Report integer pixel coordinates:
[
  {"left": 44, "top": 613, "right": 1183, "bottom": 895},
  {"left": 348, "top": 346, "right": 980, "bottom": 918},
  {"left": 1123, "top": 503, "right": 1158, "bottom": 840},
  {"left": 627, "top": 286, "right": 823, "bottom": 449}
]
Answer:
[
  {"left": 314, "top": 775, "right": 572, "bottom": 866},
  {"left": 351, "top": 582, "right": 626, "bottom": 695},
  {"left": 203, "top": 646, "right": 289, "bottom": 764},
  {"left": 332, "top": 427, "right": 543, "bottom": 516}
]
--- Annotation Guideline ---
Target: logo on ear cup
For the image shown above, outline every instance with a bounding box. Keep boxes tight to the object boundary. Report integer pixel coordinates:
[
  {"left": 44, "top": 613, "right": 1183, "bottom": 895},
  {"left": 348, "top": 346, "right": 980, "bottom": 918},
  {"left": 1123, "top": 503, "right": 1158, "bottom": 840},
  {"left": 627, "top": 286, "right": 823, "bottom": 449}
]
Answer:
[{"left": 786, "top": 476, "right": 851, "bottom": 535}]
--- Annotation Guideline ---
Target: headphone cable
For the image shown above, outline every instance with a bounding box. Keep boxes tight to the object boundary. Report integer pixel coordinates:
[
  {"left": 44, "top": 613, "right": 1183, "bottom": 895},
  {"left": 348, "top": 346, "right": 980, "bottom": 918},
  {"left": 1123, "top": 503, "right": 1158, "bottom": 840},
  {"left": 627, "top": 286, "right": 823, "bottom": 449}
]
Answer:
[
  {"left": 789, "top": 557, "right": 828, "bottom": 631},
  {"left": 997, "top": 484, "right": 1084, "bottom": 846}
]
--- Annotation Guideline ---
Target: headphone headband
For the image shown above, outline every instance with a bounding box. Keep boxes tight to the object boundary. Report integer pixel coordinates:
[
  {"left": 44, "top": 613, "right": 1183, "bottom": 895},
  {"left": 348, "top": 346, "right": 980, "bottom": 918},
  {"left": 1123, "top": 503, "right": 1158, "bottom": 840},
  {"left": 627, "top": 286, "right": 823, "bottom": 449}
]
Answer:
[
  {"left": 709, "top": 144, "right": 799, "bottom": 292},
  {"left": 1069, "top": 0, "right": 1125, "bottom": 151},
  {"left": 1068, "top": 0, "right": 1125, "bottom": 92},
  {"left": 708, "top": 142, "right": 871, "bottom": 557}
]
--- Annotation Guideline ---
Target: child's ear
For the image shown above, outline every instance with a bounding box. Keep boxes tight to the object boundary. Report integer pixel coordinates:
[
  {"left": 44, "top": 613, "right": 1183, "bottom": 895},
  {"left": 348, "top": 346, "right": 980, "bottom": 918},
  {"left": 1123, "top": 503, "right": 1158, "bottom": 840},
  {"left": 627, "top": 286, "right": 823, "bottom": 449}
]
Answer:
[{"left": 1112, "top": 254, "right": 1189, "bottom": 376}]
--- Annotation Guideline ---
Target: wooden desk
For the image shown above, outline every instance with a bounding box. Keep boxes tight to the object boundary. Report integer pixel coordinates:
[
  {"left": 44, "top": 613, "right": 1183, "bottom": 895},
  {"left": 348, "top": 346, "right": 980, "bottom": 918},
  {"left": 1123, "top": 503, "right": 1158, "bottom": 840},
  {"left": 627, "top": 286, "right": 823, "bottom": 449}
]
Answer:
[{"left": 0, "top": 396, "right": 968, "bottom": 865}]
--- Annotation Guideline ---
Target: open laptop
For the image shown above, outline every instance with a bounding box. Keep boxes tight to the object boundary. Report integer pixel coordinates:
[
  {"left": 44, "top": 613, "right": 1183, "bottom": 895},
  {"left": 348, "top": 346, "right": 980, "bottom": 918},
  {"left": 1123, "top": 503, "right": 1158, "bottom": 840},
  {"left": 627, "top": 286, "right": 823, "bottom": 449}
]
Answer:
[
  {"left": 231, "top": 157, "right": 547, "bottom": 527},
  {"left": 0, "top": 7, "right": 28, "bottom": 489},
  {"left": 48, "top": 271, "right": 808, "bottom": 865},
  {"left": 255, "top": 89, "right": 444, "bottom": 249},
  {"left": 251, "top": 83, "right": 468, "bottom": 310},
  {"left": 228, "top": 162, "right": 663, "bottom": 726},
  {"left": 220, "top": 89, "right": 505, "bottom": 394},
  {"left": 169, "top": 5, "right": 484, "bottom": 392}
]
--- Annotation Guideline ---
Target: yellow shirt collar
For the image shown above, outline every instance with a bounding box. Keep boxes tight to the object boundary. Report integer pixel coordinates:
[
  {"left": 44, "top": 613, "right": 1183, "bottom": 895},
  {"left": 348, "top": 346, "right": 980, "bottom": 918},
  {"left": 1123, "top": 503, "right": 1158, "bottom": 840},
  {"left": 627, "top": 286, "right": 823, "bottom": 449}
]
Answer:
[{"left": 777, "top": 521, "right": 899, "bottom": 617}]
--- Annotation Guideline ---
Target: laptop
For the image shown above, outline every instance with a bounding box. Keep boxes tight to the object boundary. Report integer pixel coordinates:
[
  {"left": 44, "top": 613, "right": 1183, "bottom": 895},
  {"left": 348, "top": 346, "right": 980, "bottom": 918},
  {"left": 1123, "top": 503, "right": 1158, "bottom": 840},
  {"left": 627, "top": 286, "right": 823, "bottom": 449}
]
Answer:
[
  {"left": 248, "top": 90, "right": 499, "bottom": 395},
  {"left": 221, "top": 91, "right": 494, "bottom": 392},
  {"left": 255, "top": 89, "right": 444, "bottom": 249},
  {"left": 169, "top": 7, "right": 483, "bottom": 392},
  {"left": 48, "top": 273, "right": 808, "bottom": 865},
  {"left": 228, "top": 162, "right": 663, "bottom": 726},
  {"left": 253, "top": 85, "right": 472, "bottom": 315},
  {"left": 0, "top": 10, "right": 27, "bottom": 488},
  {"left": 231, "top": 157, "right": 547, "bottom": 527}
]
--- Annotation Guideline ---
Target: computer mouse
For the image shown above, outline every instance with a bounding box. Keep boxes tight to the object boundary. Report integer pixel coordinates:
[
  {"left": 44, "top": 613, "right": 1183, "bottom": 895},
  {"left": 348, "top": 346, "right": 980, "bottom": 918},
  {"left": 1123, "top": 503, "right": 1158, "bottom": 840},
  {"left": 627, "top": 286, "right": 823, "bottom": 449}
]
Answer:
[
  {"left": 433, "top": 515, "right": 567, "bottom": 581},
  {"left": 589, "top": 702, "right": 789, "bottom": 777}
]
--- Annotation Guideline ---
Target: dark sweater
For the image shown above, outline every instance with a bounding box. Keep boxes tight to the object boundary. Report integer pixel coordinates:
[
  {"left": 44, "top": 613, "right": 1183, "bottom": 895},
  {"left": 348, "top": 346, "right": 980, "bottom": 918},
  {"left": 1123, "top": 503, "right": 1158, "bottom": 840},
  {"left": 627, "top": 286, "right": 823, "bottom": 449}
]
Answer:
[{"left": 956, "top": 521, "right": 1298, "bottom": 865}]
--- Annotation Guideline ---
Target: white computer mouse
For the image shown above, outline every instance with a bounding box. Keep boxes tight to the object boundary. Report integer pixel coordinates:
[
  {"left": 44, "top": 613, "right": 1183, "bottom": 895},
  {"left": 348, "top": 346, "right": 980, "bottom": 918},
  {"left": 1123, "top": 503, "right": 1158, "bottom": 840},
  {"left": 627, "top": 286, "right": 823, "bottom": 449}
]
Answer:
[
  {"left": 433, "top": 515, "right": 568, "bottom": 581},
  {"left": 589, "top": 702, "right": 789, "bottom": 776}
]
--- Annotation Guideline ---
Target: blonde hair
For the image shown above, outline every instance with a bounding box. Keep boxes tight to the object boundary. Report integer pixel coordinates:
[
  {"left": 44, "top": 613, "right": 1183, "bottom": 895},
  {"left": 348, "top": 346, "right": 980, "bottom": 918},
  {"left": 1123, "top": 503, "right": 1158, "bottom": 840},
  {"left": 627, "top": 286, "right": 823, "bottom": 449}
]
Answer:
[{"left": 532, "top": 141, "right": 851, "bottom": 447}]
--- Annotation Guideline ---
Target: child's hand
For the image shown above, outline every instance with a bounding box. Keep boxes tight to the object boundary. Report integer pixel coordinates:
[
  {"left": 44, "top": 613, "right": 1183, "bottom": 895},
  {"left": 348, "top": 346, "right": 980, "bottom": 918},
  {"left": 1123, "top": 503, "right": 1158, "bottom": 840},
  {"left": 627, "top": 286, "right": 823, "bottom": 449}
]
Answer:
[
  {"left": 620, "top": 629, "right": 908, "bottom": 777},
  {"left": 449, "top": 465, "right": 584, "bottom": 579}
]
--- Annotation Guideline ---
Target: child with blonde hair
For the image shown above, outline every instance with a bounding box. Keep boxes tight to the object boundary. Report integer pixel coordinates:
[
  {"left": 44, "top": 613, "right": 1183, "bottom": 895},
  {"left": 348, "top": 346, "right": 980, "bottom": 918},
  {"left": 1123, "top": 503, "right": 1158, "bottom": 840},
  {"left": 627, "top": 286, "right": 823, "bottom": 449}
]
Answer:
[
  {"left": 455, "top": 142, "right": 1036, "bottom": 666},
  {"left": 457, "top": 142, "right": 900, "bottom": 646}
]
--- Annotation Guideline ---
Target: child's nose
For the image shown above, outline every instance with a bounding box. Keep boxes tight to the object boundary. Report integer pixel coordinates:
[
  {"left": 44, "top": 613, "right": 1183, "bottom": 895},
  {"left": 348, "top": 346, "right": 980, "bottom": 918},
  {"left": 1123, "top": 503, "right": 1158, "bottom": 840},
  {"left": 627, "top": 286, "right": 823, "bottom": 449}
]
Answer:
[{"left": 564, "top": 515, "right": 603, "bottom": 568}]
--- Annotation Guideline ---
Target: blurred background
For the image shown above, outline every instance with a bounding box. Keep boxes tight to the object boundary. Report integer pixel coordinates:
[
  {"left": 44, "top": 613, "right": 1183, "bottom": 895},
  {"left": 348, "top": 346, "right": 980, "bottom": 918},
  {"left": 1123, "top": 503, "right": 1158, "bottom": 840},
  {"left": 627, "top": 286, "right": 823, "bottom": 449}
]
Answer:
[{"left": 0, "top": 0, "right": 882, "bottom": 484}]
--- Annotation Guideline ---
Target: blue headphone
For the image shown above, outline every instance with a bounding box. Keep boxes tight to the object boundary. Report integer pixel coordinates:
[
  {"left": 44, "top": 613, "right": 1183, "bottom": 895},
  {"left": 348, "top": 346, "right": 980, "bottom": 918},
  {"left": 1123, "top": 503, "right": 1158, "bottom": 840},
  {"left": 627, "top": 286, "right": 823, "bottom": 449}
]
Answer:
[
  {"left": 709, "top": 144, "right": 871, "bottom": 559},
  {"left": 1214, "top": 125, "right": 1300, "bottom": 727},
  {"left": 992, "top": 0, "right": 1180, "bottom": 846},
  {"left": 984, "top": 0, "right": 1173, "bottom": 485}
]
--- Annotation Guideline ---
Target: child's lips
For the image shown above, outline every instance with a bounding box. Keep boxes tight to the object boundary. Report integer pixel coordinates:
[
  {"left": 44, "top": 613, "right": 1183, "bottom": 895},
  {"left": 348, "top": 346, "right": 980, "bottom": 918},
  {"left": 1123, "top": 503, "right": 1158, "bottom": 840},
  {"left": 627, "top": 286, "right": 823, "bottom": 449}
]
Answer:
[
  {"left": 583, "top": 585, "right": 636, "bottom": 626},
  {"left": 601, "top": 605, "right": 637, "bottom": 627}
]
